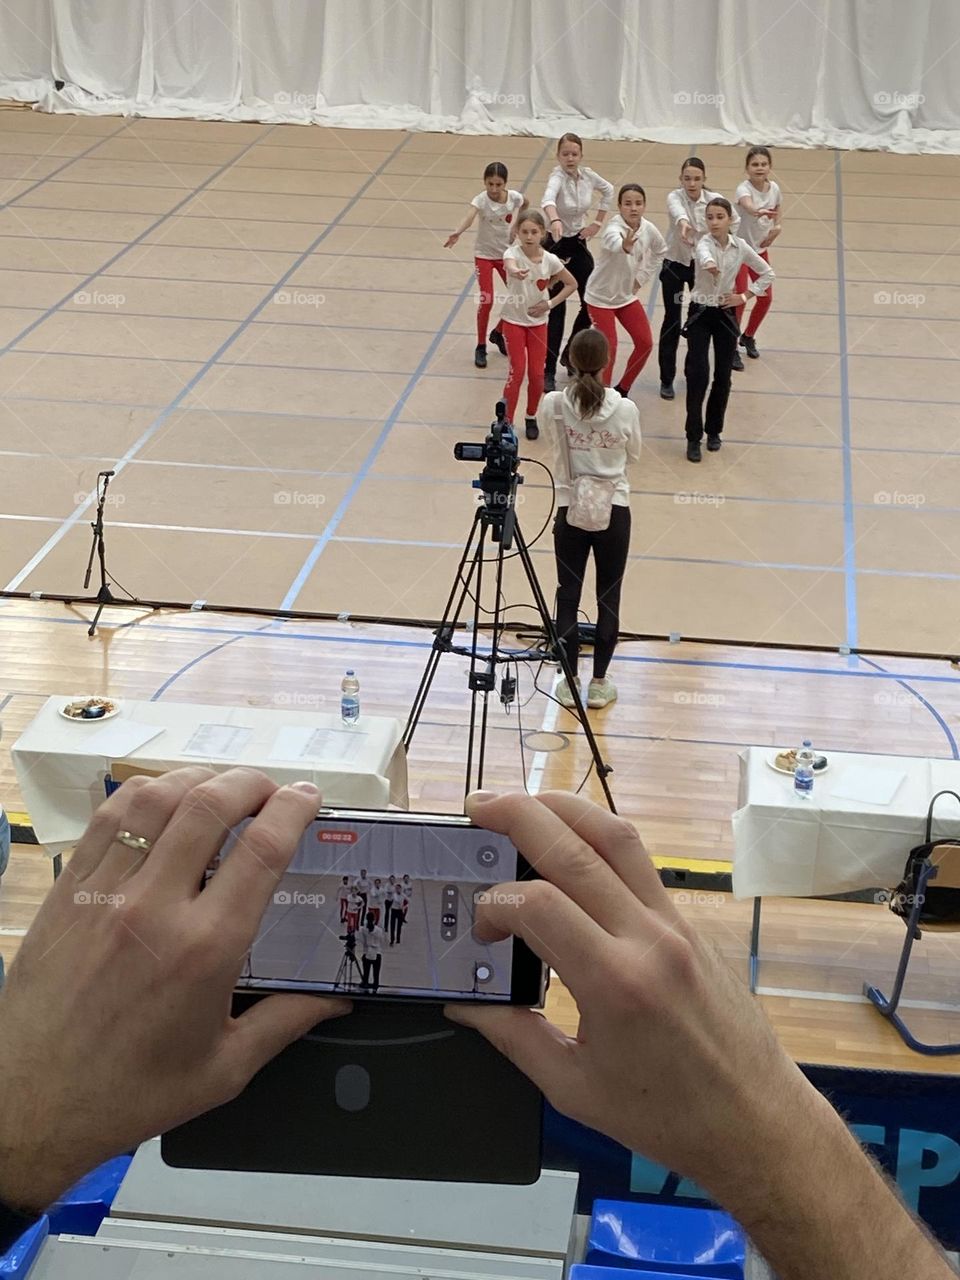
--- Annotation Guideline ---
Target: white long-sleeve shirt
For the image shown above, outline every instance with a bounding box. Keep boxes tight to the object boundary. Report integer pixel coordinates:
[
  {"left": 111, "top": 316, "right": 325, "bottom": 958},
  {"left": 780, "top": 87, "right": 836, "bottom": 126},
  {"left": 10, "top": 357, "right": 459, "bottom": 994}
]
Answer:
[
  {"left": 692, "top": 234, "right": 775, "bottom": 307},
  {"left": 537, "top": 388, "right": 641, "bottom": 508},
  {"left": 664, "top": 187, "right": 741, "bottom": 265},
  {"left": 583, "top": 214, "right": 667, "bottom": 309},
  {"left": 542, "top": 165, "right": 615, "bottom": 237},
  {"left": 735, "top": 178, "right": 782, "bottom": 251}
]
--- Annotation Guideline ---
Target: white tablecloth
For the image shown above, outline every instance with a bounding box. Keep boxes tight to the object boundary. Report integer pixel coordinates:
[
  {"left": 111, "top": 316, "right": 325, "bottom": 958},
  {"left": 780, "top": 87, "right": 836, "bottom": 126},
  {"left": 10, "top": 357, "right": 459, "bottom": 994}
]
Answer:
[
  {"left": 13, "top": 696, "right": 409, "bottom": 853},
  {"left": 731, "top": 747, "right": 960, "bottom": 898}
]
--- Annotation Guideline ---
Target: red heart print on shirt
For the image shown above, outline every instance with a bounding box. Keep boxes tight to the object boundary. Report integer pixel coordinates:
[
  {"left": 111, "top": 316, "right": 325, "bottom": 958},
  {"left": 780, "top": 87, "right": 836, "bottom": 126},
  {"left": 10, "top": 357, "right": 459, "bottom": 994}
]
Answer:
[
  {"left": 505, "top": 213, "right": 512, "bottom": 223},
  {"left": 536, "top": 278, "right": 548, "bottom": 291}
]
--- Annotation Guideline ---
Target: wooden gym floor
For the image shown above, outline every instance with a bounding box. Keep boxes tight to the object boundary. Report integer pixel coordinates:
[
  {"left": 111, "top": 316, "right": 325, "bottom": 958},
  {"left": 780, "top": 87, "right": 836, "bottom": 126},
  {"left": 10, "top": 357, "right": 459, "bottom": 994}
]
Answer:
[
  {"left": 2, "top": 603, "right": 960, "bottom": 1072},
  {"left": 1, "top": 111, "right": 960, "bottom": 651},
  {"left": 1, "top": 109, "right": 960, "bottom": 1069}
]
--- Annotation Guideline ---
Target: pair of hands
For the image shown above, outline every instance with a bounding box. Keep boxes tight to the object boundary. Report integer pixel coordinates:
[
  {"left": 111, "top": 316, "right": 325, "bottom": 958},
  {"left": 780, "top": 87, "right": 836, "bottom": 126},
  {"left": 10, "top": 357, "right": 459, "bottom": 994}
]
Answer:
[{"left": 0, "top": 766, "right": 807, "bottom": 1220}]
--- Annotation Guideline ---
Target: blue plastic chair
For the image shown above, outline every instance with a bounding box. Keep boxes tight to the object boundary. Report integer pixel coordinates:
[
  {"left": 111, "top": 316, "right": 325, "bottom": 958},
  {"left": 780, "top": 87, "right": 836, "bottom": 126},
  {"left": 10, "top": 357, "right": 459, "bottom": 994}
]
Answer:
[
  {"left": 586, "top": 1200, "right": 745, "bottom": 1277},
  {"left": 47, "top": 1155, "right": 132, "bottom": 1237},
  {"left": 572, "top": 1266, "right": 711, "bottom": 1280},
  {"left": 0, "top": 1215, "right": 48, "bottom": 1277}
]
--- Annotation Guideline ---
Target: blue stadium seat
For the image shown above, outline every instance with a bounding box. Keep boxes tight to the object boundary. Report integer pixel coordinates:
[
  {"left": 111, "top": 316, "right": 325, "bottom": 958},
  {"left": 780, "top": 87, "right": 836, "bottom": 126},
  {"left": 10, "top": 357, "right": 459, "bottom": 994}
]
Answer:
[
  {"left": 586, "top": 1200, "right": 745, "bottom": 1277},
  {"left": 47, "top": 1156, "right": 132, "bottom": 1237},
  {"left": 0, "top": 1215, "right": 48, "bottom": 1277},
  {"left": 572, "top": 1266, "right": 712, "bottom": 1280}
]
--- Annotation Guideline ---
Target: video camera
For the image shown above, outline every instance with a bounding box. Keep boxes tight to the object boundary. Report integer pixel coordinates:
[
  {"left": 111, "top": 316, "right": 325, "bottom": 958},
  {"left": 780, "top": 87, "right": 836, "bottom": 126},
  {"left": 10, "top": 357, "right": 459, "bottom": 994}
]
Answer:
[
  {"left": 454, "top": 400, "right": 524, "bottom": 547},
  {"left": 339, "top": 930, "right": 357, "bottom": 952}
]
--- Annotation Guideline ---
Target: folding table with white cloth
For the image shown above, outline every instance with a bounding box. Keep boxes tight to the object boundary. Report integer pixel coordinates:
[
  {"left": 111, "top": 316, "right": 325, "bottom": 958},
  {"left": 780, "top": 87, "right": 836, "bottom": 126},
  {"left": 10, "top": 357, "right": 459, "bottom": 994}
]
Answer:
[
  {"left": 12, "top": 696, "right": 409, "bottom": 876},
  {"left": 731, "top": 747, "right": 960, "bottom": 992}
]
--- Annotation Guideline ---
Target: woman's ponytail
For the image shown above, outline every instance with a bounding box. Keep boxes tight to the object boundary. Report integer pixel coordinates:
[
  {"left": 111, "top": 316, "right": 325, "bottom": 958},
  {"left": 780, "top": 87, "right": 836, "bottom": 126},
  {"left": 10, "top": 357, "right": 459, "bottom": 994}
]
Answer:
[{"left": 567, "top": 329, "right": 609, "bottom": 418}]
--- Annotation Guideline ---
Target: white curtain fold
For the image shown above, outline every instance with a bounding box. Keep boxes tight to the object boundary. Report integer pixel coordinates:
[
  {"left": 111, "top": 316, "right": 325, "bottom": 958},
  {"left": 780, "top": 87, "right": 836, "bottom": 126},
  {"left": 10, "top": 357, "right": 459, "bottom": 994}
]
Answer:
[{"left": 3, "top": 0, "right": 960, "bottom": 151}]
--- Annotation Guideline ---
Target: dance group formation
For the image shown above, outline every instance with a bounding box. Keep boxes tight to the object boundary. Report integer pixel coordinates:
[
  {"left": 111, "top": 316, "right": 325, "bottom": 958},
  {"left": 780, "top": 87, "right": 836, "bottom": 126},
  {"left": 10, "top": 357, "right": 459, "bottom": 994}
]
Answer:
[
  {"left": 337, "top": 871, "right": 414, "bottom": 991},
  {"left": 444, "top": 135, "right": 781, "bottom": 713}
]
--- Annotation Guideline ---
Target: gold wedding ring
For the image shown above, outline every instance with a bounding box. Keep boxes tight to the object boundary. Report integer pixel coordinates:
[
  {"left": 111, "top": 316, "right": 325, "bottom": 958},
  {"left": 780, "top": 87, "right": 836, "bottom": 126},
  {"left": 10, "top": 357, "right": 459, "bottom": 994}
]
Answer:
[{"left": 114, "top": 830, "right": 153, "bottom": 854}]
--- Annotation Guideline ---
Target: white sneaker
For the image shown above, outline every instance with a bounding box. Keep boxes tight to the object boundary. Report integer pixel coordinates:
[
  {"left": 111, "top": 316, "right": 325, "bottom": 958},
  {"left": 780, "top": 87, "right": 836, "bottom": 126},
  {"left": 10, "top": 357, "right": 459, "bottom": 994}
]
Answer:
[
  {"left": 587, "top": 677, "right": 617, "bottom": 709},
  {"left": 556, "top": 677, "right": 581, "bottom": 708}
]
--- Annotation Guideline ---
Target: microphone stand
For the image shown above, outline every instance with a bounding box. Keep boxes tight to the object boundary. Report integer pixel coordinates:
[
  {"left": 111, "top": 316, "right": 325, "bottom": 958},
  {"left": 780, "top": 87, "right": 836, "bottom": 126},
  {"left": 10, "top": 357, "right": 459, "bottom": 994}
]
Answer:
[{"left": 82, "top": 470, "right": 138, "bottom": 637}]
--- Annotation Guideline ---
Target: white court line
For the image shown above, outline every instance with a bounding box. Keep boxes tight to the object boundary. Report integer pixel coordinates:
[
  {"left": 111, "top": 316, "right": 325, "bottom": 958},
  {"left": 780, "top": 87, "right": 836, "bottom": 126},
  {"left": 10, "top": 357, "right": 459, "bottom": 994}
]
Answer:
[
  {"left": 756, "top": 984, "right": 960, "bottom": 1014},
  {"left": 525, "top": 671, "right": 562, "bottom": 796}
]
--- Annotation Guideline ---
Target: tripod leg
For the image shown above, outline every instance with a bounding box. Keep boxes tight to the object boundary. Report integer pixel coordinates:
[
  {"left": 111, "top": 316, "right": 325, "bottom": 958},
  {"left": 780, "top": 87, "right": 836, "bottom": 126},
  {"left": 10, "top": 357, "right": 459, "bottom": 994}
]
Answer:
[
  {"left": 88, "top": 600, "right": 106, "bottom": 637},
  {"left": 404, "top": 510, "right": 487, "bottom": 753},
  {"left": 513, "top": 521, "right": 617, "bottom": 813}
]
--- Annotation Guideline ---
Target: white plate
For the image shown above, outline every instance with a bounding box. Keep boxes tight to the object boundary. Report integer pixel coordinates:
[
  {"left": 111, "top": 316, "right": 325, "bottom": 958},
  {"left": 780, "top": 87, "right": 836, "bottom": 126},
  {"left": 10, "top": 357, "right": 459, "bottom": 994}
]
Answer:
[
  {"left": 767, "top": 752, "right": 829, "bottom": 776},
  {"left": 59, "top": 699, "right": 121, "bottom": 722}
]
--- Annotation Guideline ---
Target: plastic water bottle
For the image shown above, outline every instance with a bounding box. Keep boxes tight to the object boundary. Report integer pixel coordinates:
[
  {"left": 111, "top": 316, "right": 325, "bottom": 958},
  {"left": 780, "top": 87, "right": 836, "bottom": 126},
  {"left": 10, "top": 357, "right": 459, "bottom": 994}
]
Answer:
[
  {"left": 794, "top": 739, "right": 815, "bottom": 798},
  {"left": 340, "top": 670, "right": 360, "bottom": 726}
]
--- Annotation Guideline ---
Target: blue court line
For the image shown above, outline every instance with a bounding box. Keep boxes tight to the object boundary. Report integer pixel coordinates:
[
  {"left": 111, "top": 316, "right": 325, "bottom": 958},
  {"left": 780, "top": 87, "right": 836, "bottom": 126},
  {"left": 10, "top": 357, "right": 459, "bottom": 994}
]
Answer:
[
  {"left": 835, "top": 152, "right": 857, "bottom": 653},
  {"left": 3, "top": 133, "right": 413, "bottom": 592},
  {"left": 274, "top": 278, "right": 479, "bottom": 611},
  {"left": 857, "top": 654, "right": 959, "bottom": 758},
  {"left": 0, "top": 126, "right": 279, "bottom": 358},
  {"left": 6, "top": 610, "right": 960, "bottom": 684},
  {"left": 150, "top": 633, "right": 248, "bottom": 701},
  {"left": 277, "top": 138, "right": 556, "bottom": 613},
  {"left": 0, "top": 122, "right": 129, "bottom": 210}
]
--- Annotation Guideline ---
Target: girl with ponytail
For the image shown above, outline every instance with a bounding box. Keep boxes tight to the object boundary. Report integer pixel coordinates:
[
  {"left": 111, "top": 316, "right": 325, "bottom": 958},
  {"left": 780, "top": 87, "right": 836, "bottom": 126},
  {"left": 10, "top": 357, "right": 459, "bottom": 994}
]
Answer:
[{"left": 537, "top": 328, "right": 641, "bottom": 711}]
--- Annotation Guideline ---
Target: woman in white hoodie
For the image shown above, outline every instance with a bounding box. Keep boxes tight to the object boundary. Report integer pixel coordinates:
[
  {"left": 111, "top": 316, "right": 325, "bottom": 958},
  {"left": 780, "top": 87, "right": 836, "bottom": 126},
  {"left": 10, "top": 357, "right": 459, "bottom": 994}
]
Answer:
[{"left": 537, "top": 328, "right": 641, "bottom": 711}]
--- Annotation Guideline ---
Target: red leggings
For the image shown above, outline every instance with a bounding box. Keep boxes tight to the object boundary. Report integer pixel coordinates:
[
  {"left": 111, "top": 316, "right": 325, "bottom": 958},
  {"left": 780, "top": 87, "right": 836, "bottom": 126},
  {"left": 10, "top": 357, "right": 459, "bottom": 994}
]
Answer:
[
  {"left": 501, "top": 320, "right": 547, "bottom": 421},
  {"left": 475, "top": 257, "right": 507, "bottom": 346},
  {"left": 587, "top": 300, "right": 653, "bottom": 390},
  {"left": 735, "top": 251, "right": 772, "bottom": 337}
]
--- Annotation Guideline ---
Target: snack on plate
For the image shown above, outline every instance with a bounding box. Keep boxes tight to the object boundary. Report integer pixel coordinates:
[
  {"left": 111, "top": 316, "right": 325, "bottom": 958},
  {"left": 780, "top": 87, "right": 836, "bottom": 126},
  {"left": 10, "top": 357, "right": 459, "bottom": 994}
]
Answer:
[
  {"left": 62, "top": 697, "right": 117, "bottom": 719},
  {"left": 775, "top": 748, "right": 827, "bottom": 772}
]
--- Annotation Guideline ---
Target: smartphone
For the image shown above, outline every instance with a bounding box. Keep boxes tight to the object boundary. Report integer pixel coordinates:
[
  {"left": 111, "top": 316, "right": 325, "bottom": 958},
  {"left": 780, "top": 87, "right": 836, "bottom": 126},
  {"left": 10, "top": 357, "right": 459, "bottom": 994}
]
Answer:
[{"left": 210, "top": 808, "right": 547, "bottom": 1006}]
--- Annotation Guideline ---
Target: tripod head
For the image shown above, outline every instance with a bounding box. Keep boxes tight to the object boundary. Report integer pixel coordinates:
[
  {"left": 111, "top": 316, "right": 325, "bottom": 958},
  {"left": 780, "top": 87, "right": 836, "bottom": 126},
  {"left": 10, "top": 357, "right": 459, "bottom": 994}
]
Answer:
[{"left": 454, "top": 400, "right": 524, "bottom": 549}]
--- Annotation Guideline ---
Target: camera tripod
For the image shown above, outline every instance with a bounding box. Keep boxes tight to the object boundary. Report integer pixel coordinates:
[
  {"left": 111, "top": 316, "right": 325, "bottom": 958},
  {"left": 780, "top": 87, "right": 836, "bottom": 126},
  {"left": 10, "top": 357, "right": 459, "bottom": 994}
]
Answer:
[
  {"left": 333, "top": 940, "right": 364, "bottom": 991},
  {"left": 403, "top": 403, "right": 615, "bottom": 812}
]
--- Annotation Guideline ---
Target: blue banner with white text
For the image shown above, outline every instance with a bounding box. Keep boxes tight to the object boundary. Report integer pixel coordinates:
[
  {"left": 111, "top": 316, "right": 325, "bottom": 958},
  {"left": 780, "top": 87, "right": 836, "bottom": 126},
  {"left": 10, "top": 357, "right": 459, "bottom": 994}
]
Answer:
[{"left": 544, "top": 1064, "right": 960, "bottom": 1250}]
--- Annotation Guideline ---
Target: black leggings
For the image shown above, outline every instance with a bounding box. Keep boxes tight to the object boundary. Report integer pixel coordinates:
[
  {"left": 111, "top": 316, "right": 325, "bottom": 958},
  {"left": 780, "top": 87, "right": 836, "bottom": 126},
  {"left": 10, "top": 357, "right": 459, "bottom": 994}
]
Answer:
[
  {"left": 545, "top": 234, "right": 594, "bottom": 377},
  {"left": 553, "top": 505, "right": 631, "bottom": 679},
  {"left": 657, "top": 258, "right": 695, "bottom": 385}
]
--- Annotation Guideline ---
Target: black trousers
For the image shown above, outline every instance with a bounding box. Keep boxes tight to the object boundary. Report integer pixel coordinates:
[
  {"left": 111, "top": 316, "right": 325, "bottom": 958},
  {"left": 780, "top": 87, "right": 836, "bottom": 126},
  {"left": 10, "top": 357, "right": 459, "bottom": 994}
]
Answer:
[
  {"left": 657, "top": 258, "right": 695, "bottom": 385},
  {"left": 389, "top": 906, "right": 404, "bottom": 944},
  {"left": 553, "top": 505, "right": 631, "bottom": 679},
  {"left": 361, "top": 955, "right": 382, "bottom": 989},
  {"left": 683, "top": 303, "right": 739, "bottom": 441},
  {"left": 545, "top": 234, "right": 594, "bottom": 377}
]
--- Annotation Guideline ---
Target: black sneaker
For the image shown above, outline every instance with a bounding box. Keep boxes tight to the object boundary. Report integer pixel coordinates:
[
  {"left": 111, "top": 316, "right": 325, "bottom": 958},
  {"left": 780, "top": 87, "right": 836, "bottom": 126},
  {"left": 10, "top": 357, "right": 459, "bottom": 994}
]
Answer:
[
  {"left": 686, "top": 440, "right": 702, "bottom": 462},
  {"left": 732, "top": 349, "right": 744, "bottom": 372},
  {"left": 706, "top": 435, "right": 722, "bottom": 451},
  {"left": 543, "top": 373, "right": 556, "bottom": 393},
  {"left": 525, "top": 417, "right": 539, "bottom": 440},
  {"left": 474, "top": 344, "right": 487, "bottom": 368},
  {"left": 489, "top": 328, "right": 507, "bottom": 356},
  {"left": 660, "top": 383, "right": 675, "bottom": 400},
  {"left": 740, "top": 334, "right": 759, "bottom": 359}
]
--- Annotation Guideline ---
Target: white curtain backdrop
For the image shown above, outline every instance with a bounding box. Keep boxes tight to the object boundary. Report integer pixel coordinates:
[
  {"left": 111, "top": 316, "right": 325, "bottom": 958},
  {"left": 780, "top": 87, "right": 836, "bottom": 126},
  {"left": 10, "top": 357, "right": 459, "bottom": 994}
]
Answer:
[{"left": 2, "top": 0, "right": 960, "bottom": 151}]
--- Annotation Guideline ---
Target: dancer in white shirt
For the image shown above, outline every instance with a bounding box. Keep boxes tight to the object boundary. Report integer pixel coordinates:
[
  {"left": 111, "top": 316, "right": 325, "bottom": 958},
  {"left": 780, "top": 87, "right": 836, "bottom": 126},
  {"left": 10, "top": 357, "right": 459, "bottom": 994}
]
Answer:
[
  {"left": 683, "top": 198, "right": 774, "bottom": 462},
  {"left": 499, "top": 210, "right": 576, "bottom": 440},
  {"left": 584, "top": 184, "right": 666, "bottom": 397},
  {"left": 734, "top": 146, "right": 782, "bottom": 361},
  {"left": 541, "top": 133, "right": 615, "bottom": 392},
  {"left": 657, "top": 156, "right": 741, "bottom": 398},
  {"left": 444, "top": 162, "right": 527, "bottom": 369},
  {"left": 537, "top": 328, "right": 641, "bottom": 711}
]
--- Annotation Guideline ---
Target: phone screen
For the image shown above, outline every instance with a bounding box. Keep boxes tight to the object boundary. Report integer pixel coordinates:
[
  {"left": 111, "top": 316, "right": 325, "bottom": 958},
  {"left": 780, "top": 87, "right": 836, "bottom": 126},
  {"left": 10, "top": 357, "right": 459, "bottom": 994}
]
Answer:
[{"left": 211, "top": 811, "right": 541, "bottom": 1004}]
